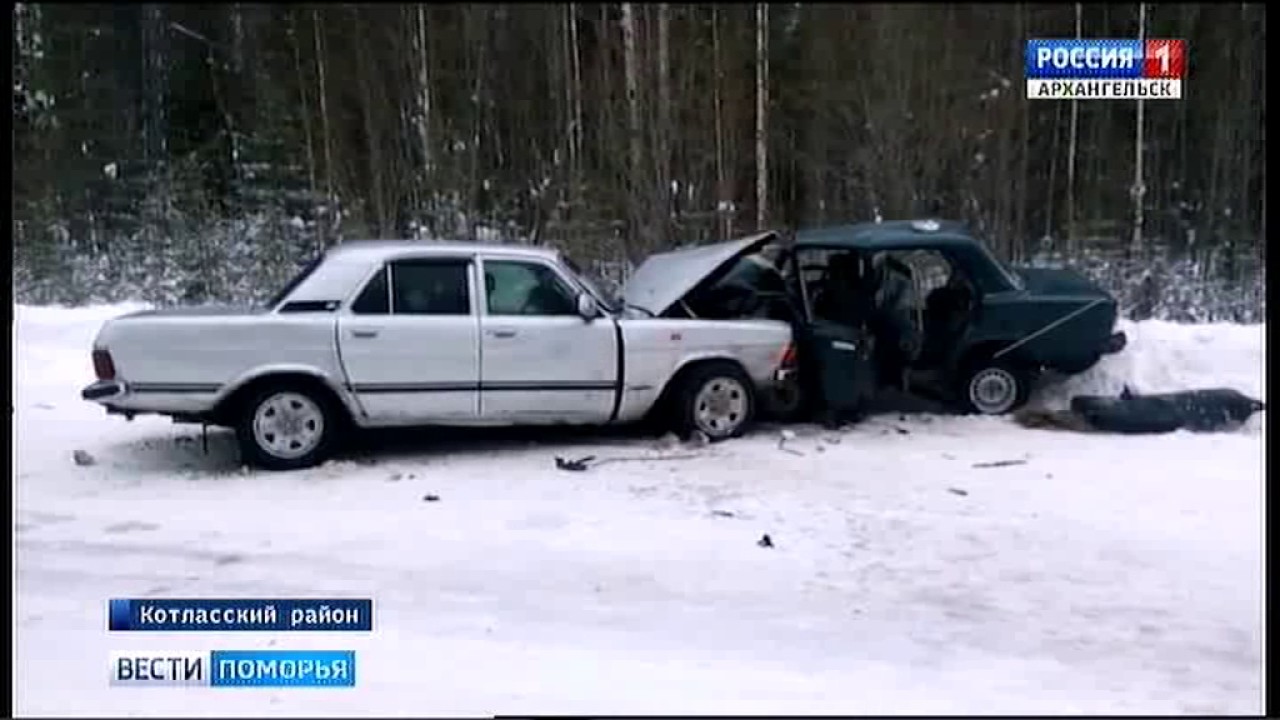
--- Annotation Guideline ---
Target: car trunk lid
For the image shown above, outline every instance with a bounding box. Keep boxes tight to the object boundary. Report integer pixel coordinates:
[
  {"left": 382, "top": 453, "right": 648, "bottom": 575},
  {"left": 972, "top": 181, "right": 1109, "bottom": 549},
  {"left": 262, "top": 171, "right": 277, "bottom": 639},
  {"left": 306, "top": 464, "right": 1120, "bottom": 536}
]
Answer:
[{"left": 116, "top": 306, "right": 263, "bottom": 319}]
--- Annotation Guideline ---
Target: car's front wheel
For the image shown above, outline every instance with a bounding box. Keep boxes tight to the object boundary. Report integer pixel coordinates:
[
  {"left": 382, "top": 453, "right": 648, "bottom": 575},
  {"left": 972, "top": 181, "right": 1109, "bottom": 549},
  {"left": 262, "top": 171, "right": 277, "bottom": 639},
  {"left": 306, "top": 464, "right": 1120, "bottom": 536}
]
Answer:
[
  {"left": 958, "top": 361, "right": 1031, "bottom": 415},
  {"left": 236, "top": 384, "right": 340, "bottom": 470},
  {"left": 674, "top": 362, "right": 757, "bottom": 441}
]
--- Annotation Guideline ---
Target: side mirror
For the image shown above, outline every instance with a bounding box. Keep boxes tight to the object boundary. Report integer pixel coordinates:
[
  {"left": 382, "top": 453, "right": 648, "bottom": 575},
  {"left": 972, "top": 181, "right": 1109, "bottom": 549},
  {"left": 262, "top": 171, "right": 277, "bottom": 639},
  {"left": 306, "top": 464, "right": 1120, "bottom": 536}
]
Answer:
[{"left": 576, "top": 292, "right": 599, "bottom": 320}]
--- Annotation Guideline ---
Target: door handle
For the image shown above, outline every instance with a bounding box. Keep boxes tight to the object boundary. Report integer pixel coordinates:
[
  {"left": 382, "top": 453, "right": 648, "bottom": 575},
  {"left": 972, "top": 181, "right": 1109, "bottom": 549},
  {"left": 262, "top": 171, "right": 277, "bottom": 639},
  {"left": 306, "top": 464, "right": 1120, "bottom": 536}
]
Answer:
[
  {"left": 487, "top": 328, "right": 518, "bottom": 339},
  {"left": 350, "top": 328, "right": 380, "bottom": 339}
]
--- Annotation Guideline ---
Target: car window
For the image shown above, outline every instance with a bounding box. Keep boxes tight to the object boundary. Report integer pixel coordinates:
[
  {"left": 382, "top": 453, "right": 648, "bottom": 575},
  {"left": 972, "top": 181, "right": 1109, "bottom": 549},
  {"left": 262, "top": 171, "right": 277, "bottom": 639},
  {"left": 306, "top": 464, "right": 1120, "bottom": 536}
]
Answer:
[
  {"left": 879, "top": 250, "right": 954, "bottom": 304},
  {"left": 266, "top": 253, "right": 324, "bottom": 309},
  {"left": 485, "top": 260, "right": 578, "bottom": 316},
  {"left": 391, "top": 260, "right": 471, "bottom": 315},
  {"left": 351, "top": 266, "right": 390, "bottom": 314}
]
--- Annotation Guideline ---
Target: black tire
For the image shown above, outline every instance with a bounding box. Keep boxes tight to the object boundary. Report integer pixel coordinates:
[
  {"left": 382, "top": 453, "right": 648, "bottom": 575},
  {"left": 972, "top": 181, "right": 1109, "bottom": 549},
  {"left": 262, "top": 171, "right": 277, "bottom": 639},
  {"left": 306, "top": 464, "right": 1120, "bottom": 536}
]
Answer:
[
  {"left": 672, "top": 362, "right": 757, "bottom": 441},
  {"left": 762, "top": 374, "right": 808, "bottom": 423},
  {"left": 956, "top": 360, "right": 1031, "bottom": 416},
  {"left": 235, "top": 382, "right": 342, "bottom": 471}
]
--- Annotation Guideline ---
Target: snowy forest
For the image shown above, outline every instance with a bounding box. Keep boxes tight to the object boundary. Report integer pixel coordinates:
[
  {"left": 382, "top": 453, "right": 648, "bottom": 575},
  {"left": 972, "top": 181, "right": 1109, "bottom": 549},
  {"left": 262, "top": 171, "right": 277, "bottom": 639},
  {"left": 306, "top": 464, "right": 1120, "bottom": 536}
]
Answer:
[{"left": 11, "top": 3, "right": 1266, "bottom": 322}]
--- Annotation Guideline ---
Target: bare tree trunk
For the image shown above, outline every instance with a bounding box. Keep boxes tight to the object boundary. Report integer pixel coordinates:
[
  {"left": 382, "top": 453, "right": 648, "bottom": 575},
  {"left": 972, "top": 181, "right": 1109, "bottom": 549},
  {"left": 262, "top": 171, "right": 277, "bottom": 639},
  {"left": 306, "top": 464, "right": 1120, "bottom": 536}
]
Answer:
[
  {"left": 288, "top": 9, "right": 322, "bottom": 250},
  {"left": 312, "top": 8, "right": 337, "bottom": 240},
  {"left": 1066, "top": 2, "right": 1081, "bottom": 254},
  {"left": 1130, "top": 2, "right": 1147, "bottom": 257},
  {"left": 1045, "top": 104, "right": 1060, "bottom": 243},
  {"left": 655, "top": 3, "right": 672, "bottom": 246},
  {"left": 352, "top": 8, "right": 388, "bottom": 236},
  {"left": 621, "top": 2, "right": 646, "bottom": 260},
  {"left": 712, "top": 5, "right": 729, "bottom": 240},
  {"left": 1013, "top": 4, "right": 1029, "bottom": 263},
  {"left": 568, "top": 3, "right": 583, "bottom": 180},
  {"left": 414, "top": 4, "right": 434, "bottom": 179},
  {"left": 466, "top": 9, "right": 488, "bottom": 241},
  {"left": 755, "top": 2, "right": 769, "bottom": 231}
]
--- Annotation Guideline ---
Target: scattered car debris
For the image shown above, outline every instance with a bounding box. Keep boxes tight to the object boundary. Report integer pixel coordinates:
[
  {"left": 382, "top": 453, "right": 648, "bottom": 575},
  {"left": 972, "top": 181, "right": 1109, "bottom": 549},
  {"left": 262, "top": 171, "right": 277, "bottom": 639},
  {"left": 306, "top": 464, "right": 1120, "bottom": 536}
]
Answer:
[
  {"left": 554, "top": 452, "right": 703, "bottom": 472},
  {"left": 653, "top": 432, "right": 682, "bottom": 451},
  {"left": 777, "top": 429, "right": 804, "bottom": 456},
  {"left": 893, "top": 425, "right": 910, "bottom": 435},
  {"left": 555, "top": 456, "right": 595, "bottom": 472},
  {"left": 711, "top": 510, "right": 737, "bottom": 518},
  {"left": 948, "top": 487, "right": 969, "bottom": 496},
  {"left": 1014, "top": 407, "right": 1100, "bottom": 433},
  {"left": 972, "top": 458, "right": 1028, "bottom": 469},
  {"left": 757, "top": 533, "right": 774, "bottom": 548},
  {"left": 72, "top": 449, "right": 96, "bottom": 467},
  {"left": 421, "top": 494, "right": 441, "bottom": 503}
]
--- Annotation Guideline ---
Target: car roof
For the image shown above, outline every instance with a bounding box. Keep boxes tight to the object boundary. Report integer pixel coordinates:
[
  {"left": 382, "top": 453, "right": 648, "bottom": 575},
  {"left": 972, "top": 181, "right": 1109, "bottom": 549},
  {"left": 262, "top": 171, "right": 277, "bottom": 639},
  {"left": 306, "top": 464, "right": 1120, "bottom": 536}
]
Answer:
[
  {"left": 792, "top": 220, "right": 979, "bottom": 251},
  {"left": 324, "top": 239, "right": 561, "bottom": 263}
]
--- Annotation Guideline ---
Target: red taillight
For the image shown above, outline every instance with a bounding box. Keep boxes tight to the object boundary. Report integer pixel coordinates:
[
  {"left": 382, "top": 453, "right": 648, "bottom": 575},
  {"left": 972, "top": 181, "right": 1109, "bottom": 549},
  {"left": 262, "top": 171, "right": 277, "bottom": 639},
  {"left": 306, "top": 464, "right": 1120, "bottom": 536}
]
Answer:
[
  {"left": 779, "top": 342, "right": 798, "bottom": 368},
  {"left": 92, "top": 349, "right": 116, "bottom": 380}
]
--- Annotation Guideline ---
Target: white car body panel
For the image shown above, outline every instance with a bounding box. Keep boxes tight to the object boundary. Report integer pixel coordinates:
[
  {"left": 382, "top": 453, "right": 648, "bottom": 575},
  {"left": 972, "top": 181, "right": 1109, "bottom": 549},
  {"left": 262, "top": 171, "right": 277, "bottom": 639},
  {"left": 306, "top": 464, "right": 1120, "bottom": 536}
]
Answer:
[
  {"left": 612, "top": 318, "right": 793, "bottom": 423},
  {"left": 337, "top": 312, "right": 482, "bottom": 422},
  {"left": 83, "top": 239, "right": 793, "bottom": 431}
]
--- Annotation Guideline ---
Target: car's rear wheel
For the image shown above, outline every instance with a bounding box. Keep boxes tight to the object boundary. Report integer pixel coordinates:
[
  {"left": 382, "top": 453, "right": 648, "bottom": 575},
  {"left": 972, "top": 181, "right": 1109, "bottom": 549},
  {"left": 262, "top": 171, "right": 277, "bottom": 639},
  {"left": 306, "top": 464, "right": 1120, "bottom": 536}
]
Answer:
[
  {"left": 958, "top": 361, "right": 1030, "bottom": 415},
  {"left": 674, "top": 362, "right": 756, "bottom": 441},
  {"left": 236, "top": 384, "right": 340, "bottom": 470}
]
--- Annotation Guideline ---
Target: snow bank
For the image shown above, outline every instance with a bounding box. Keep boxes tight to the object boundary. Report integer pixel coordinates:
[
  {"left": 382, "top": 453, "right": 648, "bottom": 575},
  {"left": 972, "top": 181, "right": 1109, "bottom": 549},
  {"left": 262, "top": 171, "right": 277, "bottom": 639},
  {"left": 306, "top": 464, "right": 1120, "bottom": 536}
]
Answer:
[{"left": 1031, "top": 318, "right": 1266, "bottom": 413}]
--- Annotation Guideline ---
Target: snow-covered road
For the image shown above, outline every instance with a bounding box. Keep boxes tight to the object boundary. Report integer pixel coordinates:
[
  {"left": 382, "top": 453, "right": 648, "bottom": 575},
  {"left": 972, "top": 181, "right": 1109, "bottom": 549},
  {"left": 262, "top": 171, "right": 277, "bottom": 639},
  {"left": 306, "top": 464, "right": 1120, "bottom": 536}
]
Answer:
[{"left": 12, "top": 305, "right": 1266, "bottom": 716}]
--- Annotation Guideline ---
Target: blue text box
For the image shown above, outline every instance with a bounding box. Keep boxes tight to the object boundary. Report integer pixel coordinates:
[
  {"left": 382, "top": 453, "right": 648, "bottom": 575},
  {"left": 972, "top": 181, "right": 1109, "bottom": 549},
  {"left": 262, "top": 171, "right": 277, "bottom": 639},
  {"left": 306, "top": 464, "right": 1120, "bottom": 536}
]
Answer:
[
  {"left": 108, "top": 598, "right": 373, "bottom": 632},
  {"left": 1025, "top": 39, "right": 1144, "bottom": 79},
  {"left": 210, "top": 650, "right": 356, "bottom": 687}
]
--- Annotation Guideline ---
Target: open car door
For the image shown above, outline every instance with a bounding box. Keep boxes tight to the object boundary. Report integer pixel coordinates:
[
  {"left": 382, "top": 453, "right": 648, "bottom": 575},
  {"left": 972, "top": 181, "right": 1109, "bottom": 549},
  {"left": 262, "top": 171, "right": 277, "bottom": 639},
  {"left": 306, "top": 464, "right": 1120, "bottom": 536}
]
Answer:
[
  {"left": 796, "top": 250, "right": 878, "bottom": 422},
  {"left": 799, "top": 321, "right": 877, "bottom": 422}
]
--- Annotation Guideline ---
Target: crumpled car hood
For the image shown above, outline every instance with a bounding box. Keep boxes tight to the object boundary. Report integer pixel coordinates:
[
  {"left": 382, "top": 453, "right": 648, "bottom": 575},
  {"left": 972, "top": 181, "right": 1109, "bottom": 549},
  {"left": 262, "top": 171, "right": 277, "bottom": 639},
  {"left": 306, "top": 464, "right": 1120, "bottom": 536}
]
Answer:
[{"left": 622, "top": 232, "right": 776, "bottom": 316}]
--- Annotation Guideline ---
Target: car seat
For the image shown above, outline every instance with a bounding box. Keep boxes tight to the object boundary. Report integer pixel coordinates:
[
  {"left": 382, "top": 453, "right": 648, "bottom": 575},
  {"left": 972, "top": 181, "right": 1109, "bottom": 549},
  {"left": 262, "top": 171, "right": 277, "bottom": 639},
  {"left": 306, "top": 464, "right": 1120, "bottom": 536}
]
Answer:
[
  {"left": 525, "top": 281, "right": 569, "bottom": 315},
  {"left": 868, "top": 256, "right": 922, "bottom": 381},
  {"left": 813, "top": 254, "right": 868, "bottom": 325},
  {"left": 920, "top": 281, "right": 973, "bottom": 366}
]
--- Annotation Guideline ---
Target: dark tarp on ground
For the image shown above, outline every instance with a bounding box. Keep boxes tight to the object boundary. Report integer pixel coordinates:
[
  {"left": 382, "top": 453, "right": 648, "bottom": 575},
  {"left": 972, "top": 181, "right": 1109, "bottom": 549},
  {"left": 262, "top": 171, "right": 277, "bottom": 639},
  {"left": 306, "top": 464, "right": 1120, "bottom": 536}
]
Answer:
[{"left": 1070, "top": 387, "right": 1265, "bottom": 434}]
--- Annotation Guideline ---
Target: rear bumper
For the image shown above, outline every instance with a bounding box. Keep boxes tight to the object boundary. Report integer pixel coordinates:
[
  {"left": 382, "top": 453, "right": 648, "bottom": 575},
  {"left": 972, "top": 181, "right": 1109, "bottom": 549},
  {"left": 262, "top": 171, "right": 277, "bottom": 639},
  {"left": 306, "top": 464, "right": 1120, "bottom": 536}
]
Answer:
[
  {"left": 774, "top": 366, "right": 799, "bottom": 384},
  {"left": 1103, "top": 331, "right": 1127, "bottom": 355},
  {"left": 82, "top": 379, "right": 127, "bottom": 401}
]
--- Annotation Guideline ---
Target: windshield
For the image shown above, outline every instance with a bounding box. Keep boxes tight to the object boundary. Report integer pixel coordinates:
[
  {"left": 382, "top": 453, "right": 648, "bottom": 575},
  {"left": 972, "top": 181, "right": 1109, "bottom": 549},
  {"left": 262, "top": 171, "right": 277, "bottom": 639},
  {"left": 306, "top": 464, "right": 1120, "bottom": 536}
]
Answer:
[
  {"left": 978, "top": 243, "right": 1024, "bottom": 290},
  {"left": 562, "top": 255, "right": 620, "bottom": 313},
  {"left": 265, "top": 254, "right": 324, "bottom": 309}
]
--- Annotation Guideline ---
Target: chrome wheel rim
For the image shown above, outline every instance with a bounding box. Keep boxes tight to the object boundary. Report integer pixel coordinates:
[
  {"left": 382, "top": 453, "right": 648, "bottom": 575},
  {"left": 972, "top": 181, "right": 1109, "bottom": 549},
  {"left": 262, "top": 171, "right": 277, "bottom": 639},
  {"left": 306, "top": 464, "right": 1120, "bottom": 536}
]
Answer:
[
  {"left": 969, "top": 367, "right": 1018, "bottom": 415},
  {"left": 252, "top": 392, "right": 326, "bottom": 460},
  {"left": 693, "top": 376, "right": 749, "bottom": 438}
]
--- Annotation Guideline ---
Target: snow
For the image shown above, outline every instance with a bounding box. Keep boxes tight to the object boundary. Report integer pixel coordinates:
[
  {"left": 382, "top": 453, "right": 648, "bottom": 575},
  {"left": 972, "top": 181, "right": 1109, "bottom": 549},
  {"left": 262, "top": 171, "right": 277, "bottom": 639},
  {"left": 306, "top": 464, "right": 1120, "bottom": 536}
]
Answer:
[{"left": 13, "top": 304, "right": 1265, "bottom": 716}]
